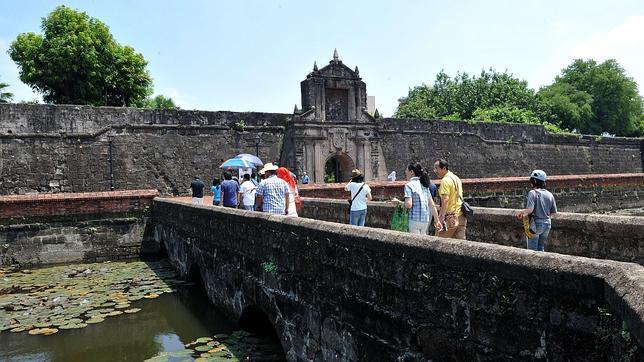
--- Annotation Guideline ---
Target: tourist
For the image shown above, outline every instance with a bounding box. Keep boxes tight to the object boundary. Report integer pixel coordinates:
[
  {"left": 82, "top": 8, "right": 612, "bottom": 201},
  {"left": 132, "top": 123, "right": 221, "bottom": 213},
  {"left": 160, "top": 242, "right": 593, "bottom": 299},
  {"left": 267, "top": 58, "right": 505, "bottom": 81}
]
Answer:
[
  {"left": 220, "top": 171, "right": 240, "bottom": 208},
  {"left": 392, "top": 163, "right": 441, "bottom": 234},
  {"left": 345, "top": 169, "right": 372, "bottom": 227},
  {"left": 301, "top": 171, "right": 310, "bottom": 184},
  {"left": 256, "top": 163, "right": 290, "bottom": 215},
  {"left": 277, "top": 167, "right": 299, "bottom": 217},
  {"left": 239, "top": 174, "right": 257, "bottom": 211},
  {"left": 433, "top": 159, "right": 466, "bottom": 239},
  {"left": 210, "top": 177, "right": 221, "bottom": 206},
  {"left": 516, "top": 170, "right": 558, "bottom": 251},
  {"left": 190, "top": 176, "right": 205, "bottom": 205}
]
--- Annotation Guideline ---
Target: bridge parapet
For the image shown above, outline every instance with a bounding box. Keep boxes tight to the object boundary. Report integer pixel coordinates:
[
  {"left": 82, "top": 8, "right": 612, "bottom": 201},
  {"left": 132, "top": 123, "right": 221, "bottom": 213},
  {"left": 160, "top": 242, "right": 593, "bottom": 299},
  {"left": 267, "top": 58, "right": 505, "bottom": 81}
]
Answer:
[
  {"left": 153, "top": 198, "right": 644, "bottom": 360},
  {"left": 300, "top": 198, "right": 644, "bottom": 265}
]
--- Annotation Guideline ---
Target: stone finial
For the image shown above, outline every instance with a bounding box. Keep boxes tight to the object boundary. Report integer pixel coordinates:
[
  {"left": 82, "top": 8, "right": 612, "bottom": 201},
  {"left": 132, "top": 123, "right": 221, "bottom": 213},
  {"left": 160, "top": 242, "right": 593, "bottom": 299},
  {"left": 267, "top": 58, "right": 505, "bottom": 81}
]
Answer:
[
  {"left": 354, "top": 66, "right": 359, "bottom": 75},
  {"left": 313, "top": 61, "right": 318, "bottom": 72},
  {"left": 333, "top": 49, "right": 339, "bottom": 64},
  {"left": 294, "top": 104, "right": 299, "bottom": 113}
]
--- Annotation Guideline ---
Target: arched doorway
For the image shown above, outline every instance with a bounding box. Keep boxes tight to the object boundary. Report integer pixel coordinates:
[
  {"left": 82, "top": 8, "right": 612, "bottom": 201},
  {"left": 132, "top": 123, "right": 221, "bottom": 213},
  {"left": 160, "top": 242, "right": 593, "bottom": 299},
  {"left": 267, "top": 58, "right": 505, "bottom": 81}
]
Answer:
[{"left": 323, "top": 153, "right": 354, "bottom": 183}]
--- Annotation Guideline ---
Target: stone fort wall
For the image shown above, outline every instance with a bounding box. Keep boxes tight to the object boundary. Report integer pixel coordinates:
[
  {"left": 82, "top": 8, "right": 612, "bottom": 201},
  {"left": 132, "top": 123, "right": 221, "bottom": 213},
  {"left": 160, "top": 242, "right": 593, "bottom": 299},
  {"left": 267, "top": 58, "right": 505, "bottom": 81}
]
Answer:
[
  {"left": 380, "top": 117, "right": 643, "bottom": 178},
  {"left": 0, "top": 104, "right": 641, "bottom": 195}
]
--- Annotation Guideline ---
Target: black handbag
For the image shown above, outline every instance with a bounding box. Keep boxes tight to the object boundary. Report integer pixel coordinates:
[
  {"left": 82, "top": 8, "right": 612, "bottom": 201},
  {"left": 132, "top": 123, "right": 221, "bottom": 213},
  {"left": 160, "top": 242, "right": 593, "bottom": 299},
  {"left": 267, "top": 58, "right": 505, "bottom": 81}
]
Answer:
[{"left": 450, "top": 175, "right": 474, "bottom": 219}]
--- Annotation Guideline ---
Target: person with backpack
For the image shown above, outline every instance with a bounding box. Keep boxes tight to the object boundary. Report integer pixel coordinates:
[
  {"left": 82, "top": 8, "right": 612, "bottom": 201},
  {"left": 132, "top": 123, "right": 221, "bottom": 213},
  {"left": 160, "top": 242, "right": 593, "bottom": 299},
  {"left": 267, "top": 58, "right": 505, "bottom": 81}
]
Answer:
[
  {"left": 345, "top": 169, "right": 373, "bottom": 226},
  {"left": 516, "top": 170, "right": 557, "bottom": 251}
]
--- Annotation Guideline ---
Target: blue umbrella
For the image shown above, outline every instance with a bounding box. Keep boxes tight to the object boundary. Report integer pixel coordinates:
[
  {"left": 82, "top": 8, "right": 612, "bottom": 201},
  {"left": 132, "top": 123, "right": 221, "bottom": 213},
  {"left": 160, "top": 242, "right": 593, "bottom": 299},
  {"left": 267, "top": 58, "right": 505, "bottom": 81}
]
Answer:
[
  {"left": 219, "top": 158, "right": 254, "bottom": 169},
  {"left": 235, "top": 153, "right": 263, "bottom": 167}
]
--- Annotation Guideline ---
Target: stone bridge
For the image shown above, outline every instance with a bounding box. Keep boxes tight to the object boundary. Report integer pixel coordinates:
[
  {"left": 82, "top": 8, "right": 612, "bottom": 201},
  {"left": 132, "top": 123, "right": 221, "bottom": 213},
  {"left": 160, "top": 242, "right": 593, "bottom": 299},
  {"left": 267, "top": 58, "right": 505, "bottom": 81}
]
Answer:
[{"left": 153, "top": 198, "right": 644, "bottom": 361}]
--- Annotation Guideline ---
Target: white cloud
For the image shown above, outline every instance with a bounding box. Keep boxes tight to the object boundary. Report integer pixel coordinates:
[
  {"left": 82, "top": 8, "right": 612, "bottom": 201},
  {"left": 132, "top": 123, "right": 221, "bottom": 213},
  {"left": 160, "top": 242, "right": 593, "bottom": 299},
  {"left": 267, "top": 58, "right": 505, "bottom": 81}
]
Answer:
[{"left": 567, "top": 16, "right": 644, "bottom": 93}]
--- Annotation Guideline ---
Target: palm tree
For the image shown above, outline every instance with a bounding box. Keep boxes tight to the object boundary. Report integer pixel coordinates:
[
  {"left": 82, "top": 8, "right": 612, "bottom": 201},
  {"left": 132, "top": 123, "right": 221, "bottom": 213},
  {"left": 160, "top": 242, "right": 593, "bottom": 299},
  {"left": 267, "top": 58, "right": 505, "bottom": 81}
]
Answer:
[{"left": 0, "top": 78, "right": 13, "bottom": 103}]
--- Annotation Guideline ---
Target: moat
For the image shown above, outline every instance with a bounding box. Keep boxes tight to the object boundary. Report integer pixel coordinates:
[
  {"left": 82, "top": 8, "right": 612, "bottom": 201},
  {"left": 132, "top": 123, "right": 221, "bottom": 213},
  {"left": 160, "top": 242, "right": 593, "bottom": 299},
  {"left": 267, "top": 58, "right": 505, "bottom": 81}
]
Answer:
[{"left": 0, "top": 260, "right": 285, "bottom": 362}]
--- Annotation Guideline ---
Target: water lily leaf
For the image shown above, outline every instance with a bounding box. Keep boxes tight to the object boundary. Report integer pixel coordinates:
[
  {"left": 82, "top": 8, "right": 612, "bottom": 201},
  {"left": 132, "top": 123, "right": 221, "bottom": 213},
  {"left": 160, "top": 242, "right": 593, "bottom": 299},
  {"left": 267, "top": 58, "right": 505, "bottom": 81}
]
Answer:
[
  {"left": 85, "top": 318, "right": 105, "bottom": 324},
  {"left": 28, "top": 327, "right": 59, "bottom": 335},
  {"left": 194, "top": 345, "right": 212, "bottom": 352},
  {"left": 143, "top": 293, "right": 159, "bottom": 299},
  {"left": 196, "top": 337, "right": 213, "bottom": 343},
  {"left": 124, "top": 308, "right": 141, "bottom": 314}
]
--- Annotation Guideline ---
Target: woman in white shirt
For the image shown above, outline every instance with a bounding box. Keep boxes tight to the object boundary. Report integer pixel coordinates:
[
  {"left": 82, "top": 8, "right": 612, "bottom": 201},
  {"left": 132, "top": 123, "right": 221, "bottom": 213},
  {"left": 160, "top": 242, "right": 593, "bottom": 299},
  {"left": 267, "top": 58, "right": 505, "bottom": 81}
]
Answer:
[{"left": 345, "top": 169, "right": 372, "bottom": 226}]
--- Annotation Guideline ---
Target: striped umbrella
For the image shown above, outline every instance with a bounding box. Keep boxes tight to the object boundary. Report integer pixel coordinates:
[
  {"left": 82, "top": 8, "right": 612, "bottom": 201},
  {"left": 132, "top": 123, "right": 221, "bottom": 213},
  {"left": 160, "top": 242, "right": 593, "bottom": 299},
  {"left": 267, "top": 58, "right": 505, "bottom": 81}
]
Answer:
[{"left": 219, "top": 158, "right": 254, "bottom": 169}]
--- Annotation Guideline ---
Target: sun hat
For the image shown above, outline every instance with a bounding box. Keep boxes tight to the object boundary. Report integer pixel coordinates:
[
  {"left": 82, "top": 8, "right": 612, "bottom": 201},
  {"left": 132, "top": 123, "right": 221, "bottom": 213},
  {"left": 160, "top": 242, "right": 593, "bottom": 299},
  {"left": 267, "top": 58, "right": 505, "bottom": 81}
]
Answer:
[
  {"left": 351, "top": 169, "right": 362, "bottom": 178},
  {"left": 259, "top": 162, "right": 279, "bottom": 175}
]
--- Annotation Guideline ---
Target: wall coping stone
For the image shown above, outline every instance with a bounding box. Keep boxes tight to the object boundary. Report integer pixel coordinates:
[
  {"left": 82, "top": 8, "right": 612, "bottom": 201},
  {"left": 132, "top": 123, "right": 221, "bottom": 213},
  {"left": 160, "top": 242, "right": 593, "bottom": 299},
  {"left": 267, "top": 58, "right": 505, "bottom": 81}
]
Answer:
[{"left": 300, "top": 173, "right": 644, "bottom": 195}]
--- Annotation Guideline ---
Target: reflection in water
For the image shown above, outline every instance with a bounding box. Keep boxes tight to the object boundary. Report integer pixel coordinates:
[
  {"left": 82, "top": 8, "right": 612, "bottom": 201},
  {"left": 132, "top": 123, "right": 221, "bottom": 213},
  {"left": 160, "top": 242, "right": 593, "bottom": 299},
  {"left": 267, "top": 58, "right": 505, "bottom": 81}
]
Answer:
[{"left": 1, "top": 263, "right": 284, "bottom": 361}]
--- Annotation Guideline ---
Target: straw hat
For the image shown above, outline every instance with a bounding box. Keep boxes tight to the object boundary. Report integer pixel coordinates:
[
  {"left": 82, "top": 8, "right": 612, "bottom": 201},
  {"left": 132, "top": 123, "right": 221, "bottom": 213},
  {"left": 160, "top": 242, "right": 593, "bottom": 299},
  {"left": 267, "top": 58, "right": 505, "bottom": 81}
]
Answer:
[{"left": 351, "top": 168, "right": 362, "bottom": 178}]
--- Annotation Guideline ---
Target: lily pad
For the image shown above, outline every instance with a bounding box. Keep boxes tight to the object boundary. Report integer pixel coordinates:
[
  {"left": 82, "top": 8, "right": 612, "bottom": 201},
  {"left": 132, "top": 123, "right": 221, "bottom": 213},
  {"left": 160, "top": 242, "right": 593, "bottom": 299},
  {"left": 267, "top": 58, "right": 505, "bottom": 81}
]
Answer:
[
  {"left": 194, "top": 345, "right": 212, "bottom": 352},
  {"left": 196, "top": 337, "right": 213, "bottom": 343},
  {"left": 124, "top": 308, "right": 141, "bottom": 314},
  {"left": 28, "top": 327, "right": 59, "bottom": 335}
]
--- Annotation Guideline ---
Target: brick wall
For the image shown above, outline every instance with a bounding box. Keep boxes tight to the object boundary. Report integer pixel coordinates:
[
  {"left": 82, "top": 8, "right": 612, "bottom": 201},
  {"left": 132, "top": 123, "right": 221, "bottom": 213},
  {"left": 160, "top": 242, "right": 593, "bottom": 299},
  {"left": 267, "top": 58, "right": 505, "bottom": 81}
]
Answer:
[
  {"left": 0, "top": 190, "right": 159, "bottom": 266},
  {"left": 0, "top": 189, "right": 158, "bottom": 219}
]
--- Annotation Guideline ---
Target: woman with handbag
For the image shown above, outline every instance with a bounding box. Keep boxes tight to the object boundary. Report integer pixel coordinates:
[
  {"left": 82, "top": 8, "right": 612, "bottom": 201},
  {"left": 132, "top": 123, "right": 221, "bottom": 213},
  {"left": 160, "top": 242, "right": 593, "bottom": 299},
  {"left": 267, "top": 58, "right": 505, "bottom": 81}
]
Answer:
[
  {"left": 392, "top": 163, "right": 441, "bottom": 234},
  {"left": 516, "top": 170, "right": 558, "bottom": 251},
  {"left": 345, "top": 169, "right": 372, "bottom": 226}
]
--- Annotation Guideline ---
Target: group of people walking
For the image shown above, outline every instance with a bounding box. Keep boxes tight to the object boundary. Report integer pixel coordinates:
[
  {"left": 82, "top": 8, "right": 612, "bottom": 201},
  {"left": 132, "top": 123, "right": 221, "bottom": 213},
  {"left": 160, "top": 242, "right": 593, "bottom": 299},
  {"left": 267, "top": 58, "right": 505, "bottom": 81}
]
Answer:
[
  {"left": 190, "top": 163, "right": 300, "bottom": 217},
  {"left": 345, "top": 158, "right": 557, "bottom": 252},
  {"left": 191, "top": 157, "right": 557, "bottom": 252}
]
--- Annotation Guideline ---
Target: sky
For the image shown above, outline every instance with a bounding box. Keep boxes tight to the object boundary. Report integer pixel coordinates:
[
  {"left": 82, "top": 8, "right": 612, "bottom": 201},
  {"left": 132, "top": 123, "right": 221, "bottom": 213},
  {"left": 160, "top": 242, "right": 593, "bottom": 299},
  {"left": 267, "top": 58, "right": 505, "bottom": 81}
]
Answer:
[{"left": 1, "top": 0, "right": 643, "bottom": 117}]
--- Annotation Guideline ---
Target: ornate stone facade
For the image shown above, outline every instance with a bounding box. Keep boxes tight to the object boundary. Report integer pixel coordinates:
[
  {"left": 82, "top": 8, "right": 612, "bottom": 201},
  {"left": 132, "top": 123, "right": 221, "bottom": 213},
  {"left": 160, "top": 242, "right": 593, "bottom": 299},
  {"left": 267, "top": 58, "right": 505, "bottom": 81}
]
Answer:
[{"left": 280, "top": 51, "right": 388, "bottom": 183}]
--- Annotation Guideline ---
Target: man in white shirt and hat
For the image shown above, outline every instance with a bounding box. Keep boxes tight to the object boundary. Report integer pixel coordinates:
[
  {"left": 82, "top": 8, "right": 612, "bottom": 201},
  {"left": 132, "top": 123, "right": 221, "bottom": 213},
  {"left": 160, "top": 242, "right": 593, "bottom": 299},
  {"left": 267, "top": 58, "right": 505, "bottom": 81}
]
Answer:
[{"left": 255, "top": 163, "right": 290, "bottom": 215}]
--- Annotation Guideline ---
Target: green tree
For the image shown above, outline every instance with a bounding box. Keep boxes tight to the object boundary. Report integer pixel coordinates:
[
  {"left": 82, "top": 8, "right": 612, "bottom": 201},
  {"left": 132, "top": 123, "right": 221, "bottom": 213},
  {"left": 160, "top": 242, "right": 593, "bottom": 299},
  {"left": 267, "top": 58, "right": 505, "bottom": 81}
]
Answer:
[
  {"left": 395, "top": 69, "right": 538, "bottom": 120},
  {"left": 0, "top": 78, "right": 13, "bottom": 103},
  {"left": 9, "top": 5, "right": 152, "bottom": 107},
  {"left": 539, "top": 59, "right": 643, "bottom": 136},
  {"left": 144, "top": 95, "right": 179, "bottom": 109}
]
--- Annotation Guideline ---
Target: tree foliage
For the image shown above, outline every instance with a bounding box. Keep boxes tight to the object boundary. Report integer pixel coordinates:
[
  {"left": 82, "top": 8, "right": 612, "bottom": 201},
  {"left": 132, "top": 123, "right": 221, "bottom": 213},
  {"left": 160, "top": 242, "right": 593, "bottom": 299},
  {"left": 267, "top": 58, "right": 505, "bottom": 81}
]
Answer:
[
  {"left": 538, "top": 59, "right": 643, "bottom": 136},
  {"left": 396, "top": 61, "right": 644, "bottom": 137},
  {"left": 8, "top": 5, "right": 152, "bottom": 107},
  {"left": 143, "top": 95, "right": 179, "bottom": 109},
  {"left": 396, "top": 69, "right": 537, "bottom": 120},
  {"left": 0, "top": 78, "right": 13, "bottom": 103}
]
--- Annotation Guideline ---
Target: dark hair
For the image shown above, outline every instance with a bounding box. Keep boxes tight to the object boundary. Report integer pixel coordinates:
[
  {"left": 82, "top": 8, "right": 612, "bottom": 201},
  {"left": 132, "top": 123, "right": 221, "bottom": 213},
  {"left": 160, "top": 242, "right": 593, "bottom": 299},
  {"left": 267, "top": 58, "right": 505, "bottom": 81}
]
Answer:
[
  {"left": 223, "top": 171, "right": 232, "bottom": 180},
  {"left": 530, "top": 177, "right": 546, "bottom": 189},
  {"left": 434, "top": 158, "right": 449, "bottom": 170},
  {"left": 243, "top": 173, "right": 251, "bottom": 180},
  {"left": 212, "top": 177, "right": 220, "bottom": 186},
  {"left": 407, "top": 163, "right": 431, "bottom": 188},
  {"left": 351, "top": 174, "right": 364, "bottom": 183}
]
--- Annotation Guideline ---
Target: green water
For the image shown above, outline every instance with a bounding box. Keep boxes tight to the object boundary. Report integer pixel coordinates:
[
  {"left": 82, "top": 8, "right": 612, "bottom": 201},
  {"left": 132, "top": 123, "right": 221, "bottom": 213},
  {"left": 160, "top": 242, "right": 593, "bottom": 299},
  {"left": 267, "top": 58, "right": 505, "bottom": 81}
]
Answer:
[{"left": 0, "top": 261, "right": 285, "bottom": 361}]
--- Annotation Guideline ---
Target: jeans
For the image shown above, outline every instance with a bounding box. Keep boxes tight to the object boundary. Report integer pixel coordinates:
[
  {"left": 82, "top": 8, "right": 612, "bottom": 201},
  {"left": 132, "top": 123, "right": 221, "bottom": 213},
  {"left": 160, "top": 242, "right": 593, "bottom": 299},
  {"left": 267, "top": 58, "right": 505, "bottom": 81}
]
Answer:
[
  {"left": 527, "top": 220, "right": 551, "bottom": 251},
  {"left": 349, "top": 209, "right": 367, "bottom": 226}
]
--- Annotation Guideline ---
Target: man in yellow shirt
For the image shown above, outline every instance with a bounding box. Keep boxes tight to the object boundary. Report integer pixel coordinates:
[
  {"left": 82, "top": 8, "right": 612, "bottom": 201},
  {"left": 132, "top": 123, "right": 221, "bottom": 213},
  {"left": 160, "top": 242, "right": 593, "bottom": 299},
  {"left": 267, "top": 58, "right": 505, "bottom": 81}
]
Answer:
[{"left": 433, "top": 158, "right": 467, "bottom": 239}]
